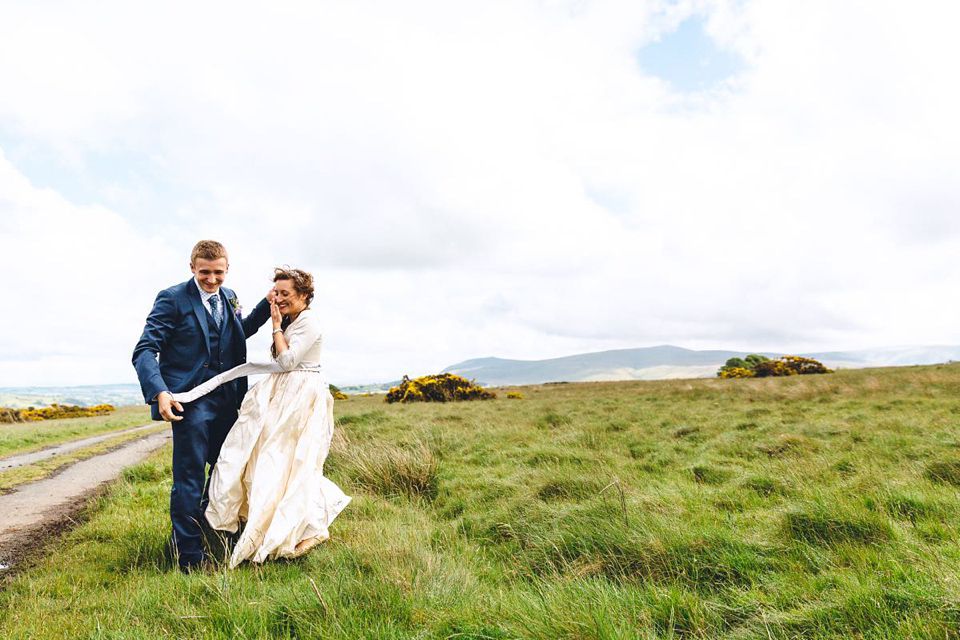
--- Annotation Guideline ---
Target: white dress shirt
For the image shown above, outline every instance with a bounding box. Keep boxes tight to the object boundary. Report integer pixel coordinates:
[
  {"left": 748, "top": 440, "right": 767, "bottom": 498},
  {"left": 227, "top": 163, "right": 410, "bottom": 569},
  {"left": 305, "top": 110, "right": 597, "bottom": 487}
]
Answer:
[{"left": 194, "top": 278, "right": 223, "bottom": 317}]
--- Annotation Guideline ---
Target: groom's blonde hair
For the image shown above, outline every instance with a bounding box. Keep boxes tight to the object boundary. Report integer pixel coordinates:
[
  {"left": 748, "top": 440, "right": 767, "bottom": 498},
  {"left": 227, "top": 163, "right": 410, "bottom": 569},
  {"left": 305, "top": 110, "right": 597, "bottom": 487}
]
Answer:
[{"left": 190, "top": 240, "right": 228, "bottom": 265}]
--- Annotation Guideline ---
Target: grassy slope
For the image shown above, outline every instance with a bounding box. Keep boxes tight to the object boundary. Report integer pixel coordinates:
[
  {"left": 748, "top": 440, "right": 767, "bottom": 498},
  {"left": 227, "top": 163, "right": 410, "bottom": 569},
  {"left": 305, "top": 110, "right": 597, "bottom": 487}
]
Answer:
[
  {"left": 0, "top": 405, "right": 153, "bottom": 458},
  {"left": 2, "top": 366, "right": 960, "bottom": 638}
]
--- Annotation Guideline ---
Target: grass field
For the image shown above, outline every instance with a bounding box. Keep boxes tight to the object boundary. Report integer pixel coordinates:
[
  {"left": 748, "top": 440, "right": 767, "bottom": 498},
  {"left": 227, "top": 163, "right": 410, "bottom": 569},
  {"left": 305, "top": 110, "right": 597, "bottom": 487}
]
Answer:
[
  {"left": 2, "top": 366, "right": 960, "bottom": 638},
  {"left": 0, "top": 405, "right": 152, "bottom": 459},
  {"left": 0, "top": 406, "right": 155, "bottom": 489}
]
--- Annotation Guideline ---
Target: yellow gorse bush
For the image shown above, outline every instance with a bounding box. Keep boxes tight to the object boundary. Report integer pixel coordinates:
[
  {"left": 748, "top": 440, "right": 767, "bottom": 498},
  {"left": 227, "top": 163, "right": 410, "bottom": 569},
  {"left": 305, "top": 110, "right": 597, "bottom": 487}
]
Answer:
[
  {"left": 717, "top": 355, "right": 832, "bottom": 379},
  {"left": 779, "top": 355, "right": 832, "bottom": 375},
  {"left": 385, "top": 373, "right": 496, "bottom": 404},
  {"left": 753, "top": 359, "right": 797, "bottom": 377},
  {"left": 0, "top": 403, "right": 115, "bottom": 423},
  {"left": 717, "top": 366, "right": 754, "bottom": 379}
]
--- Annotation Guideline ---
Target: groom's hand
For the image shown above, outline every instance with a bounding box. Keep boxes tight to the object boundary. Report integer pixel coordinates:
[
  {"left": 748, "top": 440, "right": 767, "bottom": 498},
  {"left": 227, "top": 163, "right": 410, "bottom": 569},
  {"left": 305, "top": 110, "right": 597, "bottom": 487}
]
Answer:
[{"left": 157, "top": 391, "right": 184, "bottom": 422}]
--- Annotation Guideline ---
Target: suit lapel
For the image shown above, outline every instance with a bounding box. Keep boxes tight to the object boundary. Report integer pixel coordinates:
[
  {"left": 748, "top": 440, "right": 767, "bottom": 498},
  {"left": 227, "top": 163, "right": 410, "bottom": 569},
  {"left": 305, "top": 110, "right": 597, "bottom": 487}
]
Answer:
[
  {"left": 187, "top": 279, "right": 212, "bottom": 354},
  {"left": 222, "top": 287, "right": 242, "bottom": 338},
  {"left": 220, "top": 287, "right": 234, "bottom": 335}
]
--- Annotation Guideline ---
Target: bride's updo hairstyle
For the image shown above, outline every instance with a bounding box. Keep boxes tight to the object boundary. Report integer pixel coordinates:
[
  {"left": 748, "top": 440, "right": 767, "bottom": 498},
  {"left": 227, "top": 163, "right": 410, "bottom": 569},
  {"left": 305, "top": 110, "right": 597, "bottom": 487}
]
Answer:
[{"left": 273, "top": 267, "right": 314, "bottom": 307}]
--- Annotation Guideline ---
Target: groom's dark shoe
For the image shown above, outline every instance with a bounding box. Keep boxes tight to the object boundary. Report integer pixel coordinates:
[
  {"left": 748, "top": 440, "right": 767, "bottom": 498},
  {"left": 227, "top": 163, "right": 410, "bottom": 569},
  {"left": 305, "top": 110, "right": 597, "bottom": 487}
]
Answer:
[
  {"left": 178, "top": 550, "right": 210, "bottom": 574},
  {"left": 179, "top": 558, "right": 211, "bottom": 574}
]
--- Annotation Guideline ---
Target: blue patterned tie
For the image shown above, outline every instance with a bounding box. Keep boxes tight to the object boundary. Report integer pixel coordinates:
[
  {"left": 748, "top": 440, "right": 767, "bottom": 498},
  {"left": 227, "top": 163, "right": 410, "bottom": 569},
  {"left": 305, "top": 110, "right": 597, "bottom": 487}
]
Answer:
[{"left": 209, "top": 294, "right": 222, "bottom": 328}]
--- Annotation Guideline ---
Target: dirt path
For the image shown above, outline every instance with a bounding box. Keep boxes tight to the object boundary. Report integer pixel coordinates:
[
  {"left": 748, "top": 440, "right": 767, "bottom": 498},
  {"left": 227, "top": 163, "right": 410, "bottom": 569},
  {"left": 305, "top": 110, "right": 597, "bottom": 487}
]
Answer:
[
  {"left": 0, "top": 430, "right": 171, "bottom": 573},
  {"left": 0, "top": 423, "right": 161, "bottom": 470}
]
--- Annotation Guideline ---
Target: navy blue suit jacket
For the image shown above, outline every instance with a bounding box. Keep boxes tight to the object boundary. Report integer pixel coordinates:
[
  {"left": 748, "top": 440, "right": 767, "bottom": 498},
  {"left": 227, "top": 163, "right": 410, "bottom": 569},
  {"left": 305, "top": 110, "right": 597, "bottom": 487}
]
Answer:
[{"left": 132, "top": 279, "right": 271, "bottom": 421}]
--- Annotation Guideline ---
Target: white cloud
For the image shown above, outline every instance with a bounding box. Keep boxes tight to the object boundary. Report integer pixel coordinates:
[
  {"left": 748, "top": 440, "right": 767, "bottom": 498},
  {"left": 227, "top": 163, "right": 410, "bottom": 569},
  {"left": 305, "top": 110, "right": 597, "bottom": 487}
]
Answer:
[
  {"left": 0, "top": 151, "right": 179, "bottom": 385},
  {"left": 1, "top": 0, "right": 959, "bottom": 387}
]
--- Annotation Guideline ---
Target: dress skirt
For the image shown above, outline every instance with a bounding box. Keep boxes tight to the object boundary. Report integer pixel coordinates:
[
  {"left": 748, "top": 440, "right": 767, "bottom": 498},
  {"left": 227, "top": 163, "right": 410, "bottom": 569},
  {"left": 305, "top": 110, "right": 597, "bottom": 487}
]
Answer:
[{"left": 205, "top": 370, "right": 351, "bottom": 568}]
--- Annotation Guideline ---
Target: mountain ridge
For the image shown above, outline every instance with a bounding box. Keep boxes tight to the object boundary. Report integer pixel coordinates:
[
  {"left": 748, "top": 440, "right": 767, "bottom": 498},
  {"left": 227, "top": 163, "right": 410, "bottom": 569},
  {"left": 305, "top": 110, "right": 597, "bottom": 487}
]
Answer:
[{"left": 443, "top": 344, "right": 960, "bottom": 386}]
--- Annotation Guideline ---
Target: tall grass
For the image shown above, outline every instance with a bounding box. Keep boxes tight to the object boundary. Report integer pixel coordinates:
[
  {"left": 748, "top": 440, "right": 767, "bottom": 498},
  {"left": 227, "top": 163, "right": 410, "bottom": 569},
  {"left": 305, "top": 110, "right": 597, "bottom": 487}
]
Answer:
[
  {"left": 334, "top": 431, "right": 440, "bottom": 500},
  {"left": 2, "top": 365, "right": 960, "bottom": 638}
]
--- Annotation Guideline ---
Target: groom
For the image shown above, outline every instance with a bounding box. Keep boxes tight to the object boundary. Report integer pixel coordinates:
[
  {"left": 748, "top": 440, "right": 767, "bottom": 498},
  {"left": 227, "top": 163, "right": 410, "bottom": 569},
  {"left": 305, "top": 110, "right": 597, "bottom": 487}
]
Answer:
[{"left": 133, "top": 240, "right": 272, "bottom": 572}]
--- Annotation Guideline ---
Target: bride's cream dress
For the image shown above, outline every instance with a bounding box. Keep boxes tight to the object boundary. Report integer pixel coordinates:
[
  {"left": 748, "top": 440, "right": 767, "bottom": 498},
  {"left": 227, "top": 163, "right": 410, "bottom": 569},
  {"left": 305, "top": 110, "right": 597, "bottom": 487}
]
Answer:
[{"left": 172, "top": 308, "right": 350, "bottom": 568}]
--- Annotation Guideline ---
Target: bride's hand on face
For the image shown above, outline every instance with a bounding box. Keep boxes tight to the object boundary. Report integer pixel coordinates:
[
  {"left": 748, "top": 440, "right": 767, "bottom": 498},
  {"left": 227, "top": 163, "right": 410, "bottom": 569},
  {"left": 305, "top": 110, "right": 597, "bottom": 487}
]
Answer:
[{"left": 270, "top": 298, "right": 283, "bottom": 329}]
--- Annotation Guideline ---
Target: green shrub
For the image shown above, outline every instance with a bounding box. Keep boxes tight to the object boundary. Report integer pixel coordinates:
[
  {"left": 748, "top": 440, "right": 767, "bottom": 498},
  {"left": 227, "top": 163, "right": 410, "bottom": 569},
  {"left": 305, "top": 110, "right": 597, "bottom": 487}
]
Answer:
[
  {"left": 718, "top": 354, "right": 770, "bottom": 377},
  {"left": 744, "top": 354, "right": 769, "bottom": 369}
]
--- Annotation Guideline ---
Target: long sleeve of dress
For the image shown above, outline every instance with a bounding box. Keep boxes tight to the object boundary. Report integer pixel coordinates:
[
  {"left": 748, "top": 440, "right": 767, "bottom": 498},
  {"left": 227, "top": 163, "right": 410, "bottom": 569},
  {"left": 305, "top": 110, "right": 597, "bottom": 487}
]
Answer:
[
  {"left": 171, "top": 310, "right": 323, "bottom": 404},
  {"left": 275, "top": 315, "right": 322, "bottom": 371}
]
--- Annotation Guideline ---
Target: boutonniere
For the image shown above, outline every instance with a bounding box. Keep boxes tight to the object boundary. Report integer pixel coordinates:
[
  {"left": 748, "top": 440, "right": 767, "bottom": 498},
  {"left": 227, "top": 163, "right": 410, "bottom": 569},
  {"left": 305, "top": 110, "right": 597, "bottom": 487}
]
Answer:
[{"left": 229, "top": 296, "right": 242, "bottom": 318}]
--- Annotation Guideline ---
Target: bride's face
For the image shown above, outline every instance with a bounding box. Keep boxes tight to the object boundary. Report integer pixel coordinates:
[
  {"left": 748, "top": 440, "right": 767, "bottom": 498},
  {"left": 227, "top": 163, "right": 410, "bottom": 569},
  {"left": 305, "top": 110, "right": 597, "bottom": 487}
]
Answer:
[{"left": 274, "top": 279, "right": 308, "bottom": 315}]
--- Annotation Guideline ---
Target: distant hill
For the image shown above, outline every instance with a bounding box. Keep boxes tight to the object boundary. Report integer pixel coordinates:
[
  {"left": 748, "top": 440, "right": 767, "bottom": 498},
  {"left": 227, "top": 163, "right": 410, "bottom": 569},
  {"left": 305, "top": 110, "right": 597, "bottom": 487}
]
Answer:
[
  {"left": 442, "top": 345, "right": 960, "bottom": 386},
  {"left": 0, "top": 383, "right": 144, "bottom": 409},
  {"left": 340, "top": 381, "right": 401, "bottom": 395}
]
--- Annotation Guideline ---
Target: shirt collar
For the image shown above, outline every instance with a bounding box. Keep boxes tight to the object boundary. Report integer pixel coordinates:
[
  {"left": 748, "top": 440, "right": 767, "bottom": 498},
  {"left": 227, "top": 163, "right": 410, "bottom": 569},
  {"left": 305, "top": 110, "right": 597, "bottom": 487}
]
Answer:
[{"left": 193, "top": 277, "right": 221, "bottom": 302}]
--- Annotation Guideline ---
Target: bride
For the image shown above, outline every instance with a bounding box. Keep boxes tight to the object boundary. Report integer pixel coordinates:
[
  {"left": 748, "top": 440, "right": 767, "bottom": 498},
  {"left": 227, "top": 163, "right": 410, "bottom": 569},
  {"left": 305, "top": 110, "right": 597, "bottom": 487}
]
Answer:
[{"left": 173, "top": 267, "right": 350, "bottom": 568}]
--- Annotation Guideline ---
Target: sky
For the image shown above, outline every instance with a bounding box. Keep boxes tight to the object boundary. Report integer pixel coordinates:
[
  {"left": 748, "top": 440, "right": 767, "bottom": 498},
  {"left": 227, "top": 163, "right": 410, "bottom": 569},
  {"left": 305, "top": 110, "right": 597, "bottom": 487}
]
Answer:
[{"left": 1, "top": 0, "right": 959, "bottom": 388}]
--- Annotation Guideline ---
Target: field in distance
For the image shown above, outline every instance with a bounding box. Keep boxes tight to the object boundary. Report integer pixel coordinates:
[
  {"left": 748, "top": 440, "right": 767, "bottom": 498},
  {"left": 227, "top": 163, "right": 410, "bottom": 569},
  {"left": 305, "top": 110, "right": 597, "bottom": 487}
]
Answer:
[{"left": 2, "top": 365, "right": 959, "bottom": 638}]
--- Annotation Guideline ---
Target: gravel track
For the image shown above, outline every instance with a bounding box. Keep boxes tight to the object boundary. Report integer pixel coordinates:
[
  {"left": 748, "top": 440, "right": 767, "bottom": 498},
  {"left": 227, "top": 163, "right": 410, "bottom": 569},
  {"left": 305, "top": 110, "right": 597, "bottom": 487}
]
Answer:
[
  {"left": 0, "top": 423, "right": 161, "bottom": 470},
  {"left": 0, "top": 429, "right": 171, "bottom": 574}
]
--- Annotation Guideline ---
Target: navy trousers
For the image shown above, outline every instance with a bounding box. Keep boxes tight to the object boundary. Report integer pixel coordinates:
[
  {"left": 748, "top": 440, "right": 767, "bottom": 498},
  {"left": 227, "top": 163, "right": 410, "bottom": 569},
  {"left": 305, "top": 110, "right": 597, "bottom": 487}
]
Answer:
[{"left": 170, "top": 385, "right": 237, "bottom": 567}]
